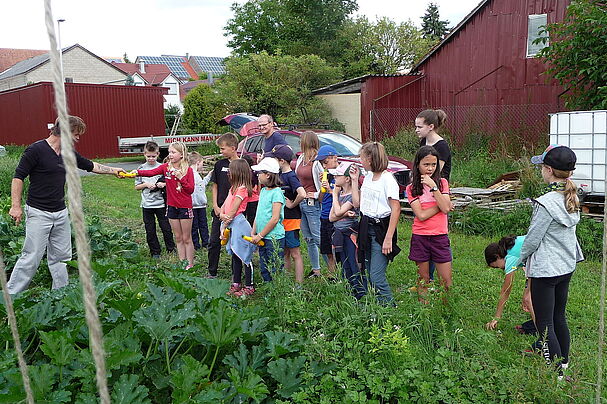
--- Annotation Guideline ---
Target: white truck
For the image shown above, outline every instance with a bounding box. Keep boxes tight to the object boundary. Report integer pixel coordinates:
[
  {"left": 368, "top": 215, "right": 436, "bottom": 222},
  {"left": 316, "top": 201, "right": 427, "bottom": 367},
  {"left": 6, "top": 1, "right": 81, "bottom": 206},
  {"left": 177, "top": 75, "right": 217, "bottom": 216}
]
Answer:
[
  {"left": 117, "top": 133, "right": 220, "bottom": 157},
  {"left": 549, "top": 110, "right": 607, "bottom": 197}
]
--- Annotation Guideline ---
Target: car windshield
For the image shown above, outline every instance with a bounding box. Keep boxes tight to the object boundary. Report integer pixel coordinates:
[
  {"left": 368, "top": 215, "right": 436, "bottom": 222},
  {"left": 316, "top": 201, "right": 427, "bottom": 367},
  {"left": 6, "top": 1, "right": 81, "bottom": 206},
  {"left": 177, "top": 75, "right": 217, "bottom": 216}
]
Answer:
[{"left": 284, "top": 132, "right": 362, "bottom": 156}]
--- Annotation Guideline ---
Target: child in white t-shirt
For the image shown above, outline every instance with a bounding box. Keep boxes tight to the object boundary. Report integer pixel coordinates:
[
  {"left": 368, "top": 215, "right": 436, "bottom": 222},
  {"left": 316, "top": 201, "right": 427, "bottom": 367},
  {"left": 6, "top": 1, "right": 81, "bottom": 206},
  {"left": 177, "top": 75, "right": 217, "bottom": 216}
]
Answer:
[{"left": 351, "top": 142, "right": 401, "bottom": 305}]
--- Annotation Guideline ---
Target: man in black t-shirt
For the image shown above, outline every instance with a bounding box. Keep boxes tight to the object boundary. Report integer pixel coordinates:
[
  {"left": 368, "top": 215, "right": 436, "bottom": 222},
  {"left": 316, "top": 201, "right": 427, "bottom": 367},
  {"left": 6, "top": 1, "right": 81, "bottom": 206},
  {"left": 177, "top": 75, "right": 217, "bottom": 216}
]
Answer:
[{"left": 7, "top": 116, "right": 124, "bottom": 294}]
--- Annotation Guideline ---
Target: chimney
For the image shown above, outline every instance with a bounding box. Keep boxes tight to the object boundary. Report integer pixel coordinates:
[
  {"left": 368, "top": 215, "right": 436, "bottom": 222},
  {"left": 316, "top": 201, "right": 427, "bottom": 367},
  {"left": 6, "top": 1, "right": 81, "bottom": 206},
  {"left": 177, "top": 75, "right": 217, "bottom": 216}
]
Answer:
[
  {"left": 185, "top": 52, "right": 189, "bottom": 59},
  {"left": 139, "top": 61, "right": 145, "bottom": 73}
]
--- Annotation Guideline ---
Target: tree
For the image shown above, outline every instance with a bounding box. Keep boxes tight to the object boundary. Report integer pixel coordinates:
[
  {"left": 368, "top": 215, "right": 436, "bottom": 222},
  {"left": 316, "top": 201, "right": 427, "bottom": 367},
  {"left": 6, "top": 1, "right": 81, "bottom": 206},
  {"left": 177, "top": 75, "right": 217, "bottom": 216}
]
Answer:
[
  {"left": 421, "top": 2, "right": 450, "bottom": 41},
  {"left": 164, "top": 104, "right": 181, "bottom": 133},
  {"left": 182, "top": 85, "right": 225, "bottom": 134},
  {"left": 224, "top": 0, "right": 358, "bottom": 63},
  {"left": 536, "top": 0, "right": 607, "bottom": 110},
  {"left": 123, "top": 52, "right": 131, "bottom": 63},
  {"left": 212, "top": 52, "right": 342, "bottom": 125},
  {"left": 333, "top": 17, "right": 434, "bottom": 76},
  {"left": 367, "top": 17, "right": 435, "bottom": 74}
]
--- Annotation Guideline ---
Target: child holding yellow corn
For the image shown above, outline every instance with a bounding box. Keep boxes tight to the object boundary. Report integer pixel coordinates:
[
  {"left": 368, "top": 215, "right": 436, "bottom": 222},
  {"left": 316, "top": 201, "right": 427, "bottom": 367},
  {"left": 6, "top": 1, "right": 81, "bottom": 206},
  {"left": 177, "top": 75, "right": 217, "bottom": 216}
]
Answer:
[
  {"left": 134, "top": 141, "right": 175, "bottom": 259},
  {"left": 220, "top": 159, "right": 254, "bottom": 296}
]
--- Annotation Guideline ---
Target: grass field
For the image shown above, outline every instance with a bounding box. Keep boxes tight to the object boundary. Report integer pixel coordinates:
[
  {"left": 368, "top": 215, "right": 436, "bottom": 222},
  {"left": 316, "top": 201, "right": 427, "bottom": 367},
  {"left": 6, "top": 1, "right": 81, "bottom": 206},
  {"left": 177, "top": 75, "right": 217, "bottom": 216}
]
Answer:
[
  {"left": 1, "top": 147, "right": 605, "bottom": 401},
  {"left": 78, "top": 166, "right": 607, "bottom": 402}
]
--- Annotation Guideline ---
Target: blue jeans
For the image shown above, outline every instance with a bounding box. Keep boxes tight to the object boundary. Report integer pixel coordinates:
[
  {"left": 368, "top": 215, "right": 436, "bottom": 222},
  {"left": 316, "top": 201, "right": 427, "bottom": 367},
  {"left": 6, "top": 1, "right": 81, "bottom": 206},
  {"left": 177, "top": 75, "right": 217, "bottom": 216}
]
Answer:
[
  {"left": 259, "top": 237, "right": 285, "bottom": 282},
  {"left": 191, "top": 207, "right": 209, "bottom": 249},
  {"left": 299, "top": 200, "right": 321, "bottom": 271},
  {"left": 363, "top": 226, "right": 393, "bottom": 304},
  {"left": 337, "top": 234, "right": 367, "bottom": 299}
]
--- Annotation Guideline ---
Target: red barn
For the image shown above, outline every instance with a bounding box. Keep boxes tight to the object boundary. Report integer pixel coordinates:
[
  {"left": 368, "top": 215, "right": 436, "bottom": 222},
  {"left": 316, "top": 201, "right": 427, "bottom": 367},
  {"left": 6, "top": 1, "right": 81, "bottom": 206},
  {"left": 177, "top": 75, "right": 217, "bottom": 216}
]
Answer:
[
  {"left": 315, "top": 0, "right": 570, "bottom": 146},
  {"left": 0, "top": 82, "right": 167, "bottom": 158}
]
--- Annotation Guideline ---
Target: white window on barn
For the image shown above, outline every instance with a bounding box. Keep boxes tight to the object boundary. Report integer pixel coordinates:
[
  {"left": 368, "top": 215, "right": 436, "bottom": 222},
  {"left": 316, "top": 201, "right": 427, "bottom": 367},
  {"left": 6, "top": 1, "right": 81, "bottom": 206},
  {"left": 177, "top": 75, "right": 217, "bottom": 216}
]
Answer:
[{"left": 527, "top": 14, "right": 548, "bottom": 58}]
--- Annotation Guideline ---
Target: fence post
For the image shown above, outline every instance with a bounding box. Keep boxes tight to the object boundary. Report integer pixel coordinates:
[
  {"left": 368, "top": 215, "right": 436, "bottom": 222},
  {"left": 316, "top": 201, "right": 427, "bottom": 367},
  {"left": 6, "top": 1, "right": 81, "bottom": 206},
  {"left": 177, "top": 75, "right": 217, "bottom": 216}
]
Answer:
[{"left": 369, "top": 109, "right": 374, "bottom": 142}]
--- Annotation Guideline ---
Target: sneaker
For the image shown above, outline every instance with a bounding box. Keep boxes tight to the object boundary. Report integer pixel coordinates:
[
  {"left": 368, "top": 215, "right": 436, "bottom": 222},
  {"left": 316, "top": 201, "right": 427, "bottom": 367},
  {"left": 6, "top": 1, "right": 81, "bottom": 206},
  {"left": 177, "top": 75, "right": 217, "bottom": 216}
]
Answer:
[
  {"left": 185, "top": 264, "right": 194, "bottom": 270},
  {"left": 307, "top": 270, "right": 321, "bottom": 278},
  {"left": 234, "top": 286, "right": 255, "bottom": 297},
  {"left": 227, "top": 283, "right": 241, "bottom": 296}
]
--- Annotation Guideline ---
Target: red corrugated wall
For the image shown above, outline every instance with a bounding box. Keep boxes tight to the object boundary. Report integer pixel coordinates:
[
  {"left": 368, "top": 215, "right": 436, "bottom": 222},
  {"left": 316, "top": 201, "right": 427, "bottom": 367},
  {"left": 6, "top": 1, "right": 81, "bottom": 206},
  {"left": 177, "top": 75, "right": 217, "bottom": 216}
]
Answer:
[
  {"left": 361, "top": 0, "right": 570, "bottom": 142},
  {"left": 0, "top": 82, "right": 167, "bottom": 158},
  {"left": 360, "top": 75, "right": 423, "bottom": 141},
  {"left": 415, "top": 0, "right": 568, "bottom": 108}
]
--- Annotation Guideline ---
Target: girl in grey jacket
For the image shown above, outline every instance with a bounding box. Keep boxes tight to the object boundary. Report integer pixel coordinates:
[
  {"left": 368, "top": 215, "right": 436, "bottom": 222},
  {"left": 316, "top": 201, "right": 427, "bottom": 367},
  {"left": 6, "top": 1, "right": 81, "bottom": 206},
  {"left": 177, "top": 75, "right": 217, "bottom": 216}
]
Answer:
[{"left": 520, "top": 145, "right": 583, "bottom": 379}]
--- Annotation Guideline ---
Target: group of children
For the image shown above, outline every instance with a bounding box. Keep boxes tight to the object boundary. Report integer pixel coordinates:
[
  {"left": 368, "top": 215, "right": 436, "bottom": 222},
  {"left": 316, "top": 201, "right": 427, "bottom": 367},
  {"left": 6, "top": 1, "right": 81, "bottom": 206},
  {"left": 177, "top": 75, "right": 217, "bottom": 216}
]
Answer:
[{"left": 127, "top": 110, "right": 582, "bottom": 378}]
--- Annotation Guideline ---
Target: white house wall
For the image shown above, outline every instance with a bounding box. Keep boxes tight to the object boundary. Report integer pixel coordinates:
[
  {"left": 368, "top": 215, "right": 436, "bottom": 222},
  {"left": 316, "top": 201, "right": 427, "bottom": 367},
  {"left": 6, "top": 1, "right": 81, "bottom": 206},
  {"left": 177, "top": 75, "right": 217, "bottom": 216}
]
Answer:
[
  {"left": 162, "top": 75, "right": 182, "bottom": 111},
  {"left": 0, "top": 75, "right": 27, "bottom": 91},
  {"left": 317, "top": 94, "right": 362, "bottom": 141}
]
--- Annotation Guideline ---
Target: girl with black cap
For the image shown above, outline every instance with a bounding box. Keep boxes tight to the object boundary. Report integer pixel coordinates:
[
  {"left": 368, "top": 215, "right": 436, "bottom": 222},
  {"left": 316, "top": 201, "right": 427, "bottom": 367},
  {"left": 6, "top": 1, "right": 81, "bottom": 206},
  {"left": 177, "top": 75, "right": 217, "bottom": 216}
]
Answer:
[{"left": 520, "top": 145, "right": 584, "bottom": 380}]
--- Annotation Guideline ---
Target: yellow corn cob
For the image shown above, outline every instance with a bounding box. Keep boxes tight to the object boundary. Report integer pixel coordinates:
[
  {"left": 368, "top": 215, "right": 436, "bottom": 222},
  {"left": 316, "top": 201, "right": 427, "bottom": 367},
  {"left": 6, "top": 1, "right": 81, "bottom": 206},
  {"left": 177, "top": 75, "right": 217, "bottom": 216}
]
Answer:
[
  {"left": 220, "top": 228, "right": 231, "bottom": 245},
  {"left": 242, "top": 235, "right": 265, "bottom": 246}
]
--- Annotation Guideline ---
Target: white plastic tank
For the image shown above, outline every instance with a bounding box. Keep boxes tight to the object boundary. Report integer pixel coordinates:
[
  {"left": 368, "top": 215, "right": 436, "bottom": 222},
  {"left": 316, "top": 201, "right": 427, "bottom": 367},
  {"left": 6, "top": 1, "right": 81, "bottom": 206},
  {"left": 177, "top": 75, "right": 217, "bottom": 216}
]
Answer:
[{"left": 549, "top": 110, "right": 607, "bottom": 195}]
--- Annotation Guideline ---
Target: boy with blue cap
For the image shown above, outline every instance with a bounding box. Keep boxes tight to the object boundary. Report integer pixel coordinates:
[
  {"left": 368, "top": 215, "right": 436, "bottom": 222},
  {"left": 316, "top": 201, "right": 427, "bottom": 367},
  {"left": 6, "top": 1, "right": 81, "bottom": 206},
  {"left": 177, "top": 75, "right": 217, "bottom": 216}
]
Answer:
[{"left": 315, "top": 145, "right": 340, "bottom": 278}]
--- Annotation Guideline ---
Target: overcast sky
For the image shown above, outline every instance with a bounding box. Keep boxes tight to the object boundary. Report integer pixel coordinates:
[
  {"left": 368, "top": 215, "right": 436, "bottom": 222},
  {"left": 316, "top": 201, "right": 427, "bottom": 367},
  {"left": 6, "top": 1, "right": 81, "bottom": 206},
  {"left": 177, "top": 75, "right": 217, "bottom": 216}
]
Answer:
[{"left": 3, "top": 0, "right": 481, "bottom": 59}]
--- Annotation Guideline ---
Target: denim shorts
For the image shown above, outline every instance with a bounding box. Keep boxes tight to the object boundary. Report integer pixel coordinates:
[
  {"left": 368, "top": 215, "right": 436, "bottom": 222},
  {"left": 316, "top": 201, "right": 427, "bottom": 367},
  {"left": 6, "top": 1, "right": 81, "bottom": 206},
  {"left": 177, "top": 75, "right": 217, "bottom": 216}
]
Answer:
[
  {"left": 167, "top": 206, "right": 193, "bottom": 220},
  {"left": 284, "top": 229, "right": 300, "bottom": 248},
  {"left": 408, "top": 234, "right": 452, "bottom": 263}
]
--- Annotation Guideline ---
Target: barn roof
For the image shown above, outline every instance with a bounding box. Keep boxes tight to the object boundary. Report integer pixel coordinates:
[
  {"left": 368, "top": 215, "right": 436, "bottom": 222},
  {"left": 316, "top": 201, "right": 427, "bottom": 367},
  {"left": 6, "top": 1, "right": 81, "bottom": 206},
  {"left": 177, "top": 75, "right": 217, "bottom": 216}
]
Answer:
[{"left": 312, "top": 73, "right": 420, "bottom": 95}]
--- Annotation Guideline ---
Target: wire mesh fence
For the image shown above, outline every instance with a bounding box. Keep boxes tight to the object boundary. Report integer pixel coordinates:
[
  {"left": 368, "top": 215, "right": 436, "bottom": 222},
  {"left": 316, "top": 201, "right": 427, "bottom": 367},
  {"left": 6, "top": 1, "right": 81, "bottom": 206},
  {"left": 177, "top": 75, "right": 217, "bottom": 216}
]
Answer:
[{"left": 371, "top": 104, "right": 560, "bottom": 152}]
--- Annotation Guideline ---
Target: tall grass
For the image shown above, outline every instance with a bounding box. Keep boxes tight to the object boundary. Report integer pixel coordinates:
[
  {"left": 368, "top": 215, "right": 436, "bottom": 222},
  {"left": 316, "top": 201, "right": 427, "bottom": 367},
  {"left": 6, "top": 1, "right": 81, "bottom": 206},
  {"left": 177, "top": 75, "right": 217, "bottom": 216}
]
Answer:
[
  {"left": 0, "top": 146, "right": 25, "bottom": 199},
  {"left": 382, "top": 129, "right": 546, "bottom": 192}
]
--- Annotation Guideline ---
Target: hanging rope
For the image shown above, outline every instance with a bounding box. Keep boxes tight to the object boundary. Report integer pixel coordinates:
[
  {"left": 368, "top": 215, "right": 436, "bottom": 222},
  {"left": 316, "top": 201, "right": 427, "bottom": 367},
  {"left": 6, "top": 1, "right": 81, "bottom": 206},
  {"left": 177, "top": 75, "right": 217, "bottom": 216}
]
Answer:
[
  {"left": 43, "top": 2, "right": 110, "bottom": 403},
  {"left": 0, "top": 251, "right": 34, "bottom": 404}
]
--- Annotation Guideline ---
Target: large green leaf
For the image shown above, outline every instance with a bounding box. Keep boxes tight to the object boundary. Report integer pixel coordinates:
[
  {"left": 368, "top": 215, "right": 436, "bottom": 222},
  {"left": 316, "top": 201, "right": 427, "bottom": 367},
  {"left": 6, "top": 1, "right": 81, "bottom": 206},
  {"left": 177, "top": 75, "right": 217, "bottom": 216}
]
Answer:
[
  {"left": 106, "top": 296, "right": 144, "bottom": 320},
  {"left": 111, "top": 374, "right": 151, "bottom": 404},
  {"left": 29, "top": 364, "right": 58, "bottom": 402},
  {"left": 170, "top": 355, "right": 211, "bottom": 403},
  {"left": 39, "top": 330, "right": 77, "bottom": 367},
  {"left": 241, "top": 317, "right": 269, "bottom": 341},
  {"left": 104, "top": 322, "right": 143, "bottom": 371},
  {"left": 196, "top": 300, "right": 243, "bottom": 347},
  {"left": 225, "top": 367, "right": 269, "bottom": 403},
  {"left": 132, "top": 284, "right": 196, "bottom": 341},
  {"left": 265, "top": 330, "right": 300, "bottom": 359},
  {"left": 21, "top": 299, "right": 70, "bottom": 330},
  {"left": 223, "top": 344, "right": 266, "bottom": 378},
  {"left": 267, "top": 356, "right": 307, "bottom": 398}
]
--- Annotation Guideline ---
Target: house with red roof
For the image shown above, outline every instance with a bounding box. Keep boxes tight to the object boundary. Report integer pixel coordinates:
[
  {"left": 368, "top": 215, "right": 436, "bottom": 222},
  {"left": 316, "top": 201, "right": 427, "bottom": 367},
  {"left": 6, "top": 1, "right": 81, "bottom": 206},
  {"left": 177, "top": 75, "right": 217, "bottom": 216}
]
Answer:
[
  {"left": 0, "top": 48, "right": 48, "bottom": 73},
  {"left": 112, "top": 61, "right": 182, "bottom": 110},
  {"left": 0, "top": 44, "right": 127, "bottom": 92}
]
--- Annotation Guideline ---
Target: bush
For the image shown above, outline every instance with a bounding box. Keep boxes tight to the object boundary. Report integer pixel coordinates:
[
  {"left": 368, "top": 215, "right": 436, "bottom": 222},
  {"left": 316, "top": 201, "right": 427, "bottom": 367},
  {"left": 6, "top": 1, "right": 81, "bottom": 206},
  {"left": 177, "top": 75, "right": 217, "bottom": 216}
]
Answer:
[
  {"left": 0, "top": 146, "right": 24, "bottom": 198},
  {"left": 450, "top": 204, "right": 602, "bottom": 259},
  {"left": 381, "top": 126, "right": 420, "bottom": 160}
]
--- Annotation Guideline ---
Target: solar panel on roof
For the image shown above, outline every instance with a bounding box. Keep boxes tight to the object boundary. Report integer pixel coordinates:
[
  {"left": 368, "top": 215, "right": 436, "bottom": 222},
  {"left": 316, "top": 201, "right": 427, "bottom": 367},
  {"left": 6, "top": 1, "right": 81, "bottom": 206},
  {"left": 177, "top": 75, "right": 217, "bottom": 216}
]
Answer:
[
  {"left": 191, "top": 56, "right": 225, "bottom": 75},
  {"left": 137, "top": 55, "right": 191, "bottom": 79}
]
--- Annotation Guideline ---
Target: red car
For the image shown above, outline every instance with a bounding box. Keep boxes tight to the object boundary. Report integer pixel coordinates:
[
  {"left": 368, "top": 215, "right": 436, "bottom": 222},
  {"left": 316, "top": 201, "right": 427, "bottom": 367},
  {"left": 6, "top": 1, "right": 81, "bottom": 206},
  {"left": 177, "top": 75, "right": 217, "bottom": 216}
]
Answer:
[{"left": 219, "top": 114, "right": 412, "bottom": 197}]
